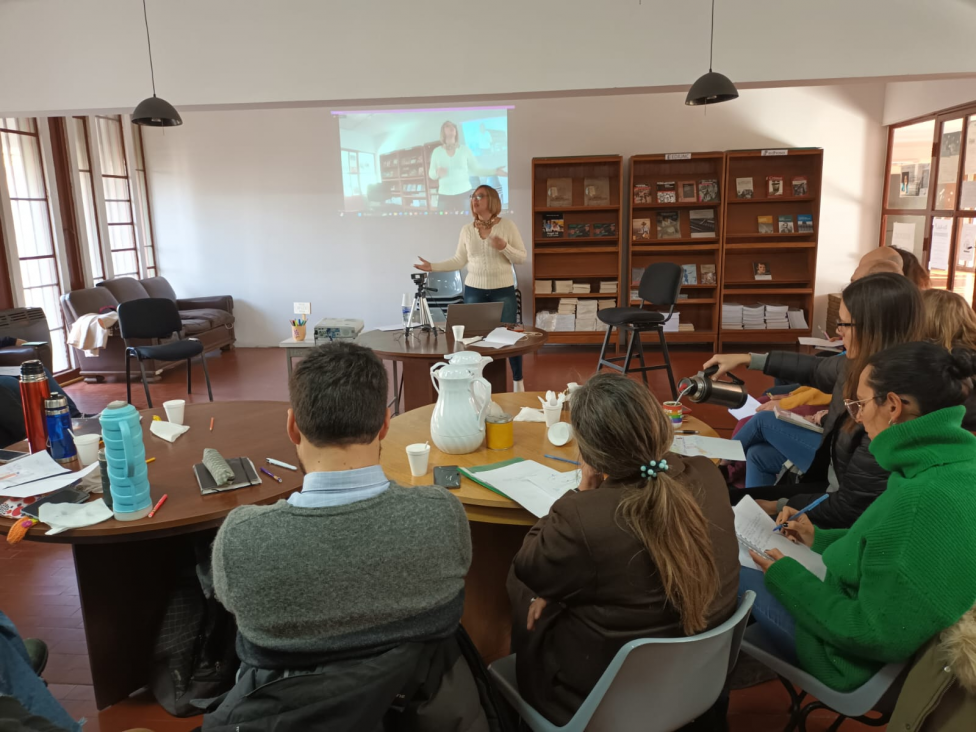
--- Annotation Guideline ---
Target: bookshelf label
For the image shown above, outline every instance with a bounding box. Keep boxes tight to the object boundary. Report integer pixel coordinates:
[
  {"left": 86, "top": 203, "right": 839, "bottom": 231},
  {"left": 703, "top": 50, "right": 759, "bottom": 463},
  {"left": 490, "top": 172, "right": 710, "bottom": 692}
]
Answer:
[
  {"left": 761, "top": 149, "right": 788, "bottom": 157},
  {"left": 665, "top": 153, "right": 692, "bottom": 160}
]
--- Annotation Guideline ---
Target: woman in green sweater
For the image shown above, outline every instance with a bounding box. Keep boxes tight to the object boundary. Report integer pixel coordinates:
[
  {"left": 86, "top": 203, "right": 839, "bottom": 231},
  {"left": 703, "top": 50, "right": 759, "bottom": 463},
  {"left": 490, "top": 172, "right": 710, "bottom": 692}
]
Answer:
[{"left": 741, "top": 342, "right": 976, "bottom": 691}]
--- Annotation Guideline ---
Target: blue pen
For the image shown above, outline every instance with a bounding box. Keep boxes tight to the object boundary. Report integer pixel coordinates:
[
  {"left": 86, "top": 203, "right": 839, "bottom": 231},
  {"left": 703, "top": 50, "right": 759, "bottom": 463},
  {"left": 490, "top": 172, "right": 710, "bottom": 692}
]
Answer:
[
  {"left": 544, "top": 454, "right": 580, "bottom": 466},
  {"left": 773, "top": 493, "right": 830, "bottom": 532}
]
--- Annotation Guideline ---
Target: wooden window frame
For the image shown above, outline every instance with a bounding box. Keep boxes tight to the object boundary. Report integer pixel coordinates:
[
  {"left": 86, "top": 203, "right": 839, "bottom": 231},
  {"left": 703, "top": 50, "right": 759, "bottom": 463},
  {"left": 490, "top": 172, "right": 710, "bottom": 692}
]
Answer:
[{"left": 95, "top": 115, "right": 141, "bottom": 279}]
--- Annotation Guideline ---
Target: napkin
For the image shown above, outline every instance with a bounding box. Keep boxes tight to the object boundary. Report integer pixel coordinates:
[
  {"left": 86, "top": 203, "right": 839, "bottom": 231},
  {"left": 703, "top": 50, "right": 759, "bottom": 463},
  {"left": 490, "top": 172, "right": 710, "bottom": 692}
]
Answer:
[
  {"left": 537, "top": 392, "right": 566, "bottom": 409},
  {"left": 514, "top": 407, "right": 546, "bottom": 422},
  {"left": 487, "top": 401, "right": 507, "bottom": 419},
  {"left": 39, "top": 498, "right": 113, "bottom": 536},
  {"left": 150, "top": 421, "right": 190, "bottom": 442}
]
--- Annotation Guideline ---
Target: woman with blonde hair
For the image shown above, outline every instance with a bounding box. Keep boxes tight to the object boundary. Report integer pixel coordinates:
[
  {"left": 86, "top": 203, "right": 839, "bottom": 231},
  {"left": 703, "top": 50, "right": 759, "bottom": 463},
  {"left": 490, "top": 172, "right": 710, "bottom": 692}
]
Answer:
[
  {"left": 922, "top": 288, "right": 976, "bottom": 350},
  {"left": 506, "top": 373, "right": 739, "bottom": 725},
  {"left": 427, "top": 120, "right": 507, "bottom": 211},
  {"left": 415, "top": 184, "right": 528, "bottom": 389}
]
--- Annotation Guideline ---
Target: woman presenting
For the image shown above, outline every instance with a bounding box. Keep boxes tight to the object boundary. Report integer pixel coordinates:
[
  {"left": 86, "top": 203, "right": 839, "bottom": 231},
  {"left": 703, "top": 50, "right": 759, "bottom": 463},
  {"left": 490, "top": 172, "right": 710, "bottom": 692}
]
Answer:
[
  {"left": 415, "top": 185, "right": 527, "bottom": 391},
  {"left": 428, "top": 121, "right": 507, "bottom": 211}
]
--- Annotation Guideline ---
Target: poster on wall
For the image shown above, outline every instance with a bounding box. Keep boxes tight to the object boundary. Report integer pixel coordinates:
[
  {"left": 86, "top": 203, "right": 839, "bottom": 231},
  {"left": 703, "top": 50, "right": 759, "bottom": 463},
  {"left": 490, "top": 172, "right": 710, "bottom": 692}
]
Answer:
[{"left": 929, "top": 218, "right": 952, "bottom": 272}]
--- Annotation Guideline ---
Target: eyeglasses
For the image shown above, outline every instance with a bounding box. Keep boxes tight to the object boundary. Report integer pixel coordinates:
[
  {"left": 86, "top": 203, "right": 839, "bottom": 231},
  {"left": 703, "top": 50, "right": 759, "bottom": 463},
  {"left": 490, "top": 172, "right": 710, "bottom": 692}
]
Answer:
[
  {"left": 470, "top": 193, "right": 487, "bottom": 201},
  {"left": 844, "top": 397, "right": 875, "bottom": 420},
  {"left": 835, "top": 322, "right": 855, "bottom": 330}
]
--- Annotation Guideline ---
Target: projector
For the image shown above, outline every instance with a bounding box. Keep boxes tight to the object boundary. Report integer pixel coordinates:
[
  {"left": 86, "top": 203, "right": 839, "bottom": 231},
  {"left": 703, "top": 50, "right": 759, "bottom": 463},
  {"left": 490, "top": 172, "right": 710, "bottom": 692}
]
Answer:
[{"left": 313, "top": 317, "right": 365, "bottom": 345}]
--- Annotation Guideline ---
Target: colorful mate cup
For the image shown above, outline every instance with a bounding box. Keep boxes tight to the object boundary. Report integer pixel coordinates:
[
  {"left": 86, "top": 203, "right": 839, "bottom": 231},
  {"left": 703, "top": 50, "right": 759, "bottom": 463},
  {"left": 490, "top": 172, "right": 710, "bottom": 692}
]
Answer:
[
  {"left": 663, "top": 401, "right": 684, "bottom": 426},
  {"left": 292, "top": 324, "right": 307, "bottom": 341}
]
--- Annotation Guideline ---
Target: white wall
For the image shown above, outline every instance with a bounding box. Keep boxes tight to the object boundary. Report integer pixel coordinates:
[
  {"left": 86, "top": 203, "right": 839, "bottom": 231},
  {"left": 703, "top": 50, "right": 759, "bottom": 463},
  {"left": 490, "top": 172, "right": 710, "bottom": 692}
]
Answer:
[
  {"left": 2, "top": 0, "right": 974, "bottom": 115},
  {"left": 144, "top": 83, "right": 887, "bottom": 346},
  {"left": 884, "top": 78, "right": 976, "bottom": 125}
]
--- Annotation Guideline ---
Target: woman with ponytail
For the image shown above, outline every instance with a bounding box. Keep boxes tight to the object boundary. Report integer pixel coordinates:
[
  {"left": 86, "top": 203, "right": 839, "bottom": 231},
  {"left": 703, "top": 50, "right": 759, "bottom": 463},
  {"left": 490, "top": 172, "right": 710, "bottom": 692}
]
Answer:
[
  {"left": 743, "top": 343, "right": 976, "bottom": 693},
  {"left": 506, "top": 373, "right": 739, "bottom": 725}
]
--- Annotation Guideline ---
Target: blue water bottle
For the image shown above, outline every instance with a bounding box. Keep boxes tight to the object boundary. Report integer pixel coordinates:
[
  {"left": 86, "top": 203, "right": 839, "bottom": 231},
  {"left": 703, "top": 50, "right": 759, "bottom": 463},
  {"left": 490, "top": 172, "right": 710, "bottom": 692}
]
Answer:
[
  {"left": 44, "top": 395, "right": 77, "bottom": 464},
  {"left": 99, "top": 401, "right": 152, "bottom": 521}
]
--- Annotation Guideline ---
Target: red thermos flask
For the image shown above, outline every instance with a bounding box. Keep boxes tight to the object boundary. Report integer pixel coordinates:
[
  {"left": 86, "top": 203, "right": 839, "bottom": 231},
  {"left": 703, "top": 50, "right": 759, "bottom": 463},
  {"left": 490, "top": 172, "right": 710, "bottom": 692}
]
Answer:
[{"left": 19, "top": 360, "right": 51, "bottom": 454}]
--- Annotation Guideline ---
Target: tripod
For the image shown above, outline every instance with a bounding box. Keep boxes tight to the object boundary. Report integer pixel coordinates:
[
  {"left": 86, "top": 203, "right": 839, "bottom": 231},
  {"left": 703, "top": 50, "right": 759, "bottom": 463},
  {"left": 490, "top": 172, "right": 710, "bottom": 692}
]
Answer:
[{"left": 406, "top": 273, "right": 441, "bottom": 335}]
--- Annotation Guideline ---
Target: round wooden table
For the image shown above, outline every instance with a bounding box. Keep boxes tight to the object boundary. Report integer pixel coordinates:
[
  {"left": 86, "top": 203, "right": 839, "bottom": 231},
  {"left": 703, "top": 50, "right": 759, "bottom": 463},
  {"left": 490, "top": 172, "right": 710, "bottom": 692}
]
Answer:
[
  {"left": 357, "top": 327, "right": 548, "bottom": 412},
  {"left": 380, "top": 391, "right": 717, "bottom": 662}
]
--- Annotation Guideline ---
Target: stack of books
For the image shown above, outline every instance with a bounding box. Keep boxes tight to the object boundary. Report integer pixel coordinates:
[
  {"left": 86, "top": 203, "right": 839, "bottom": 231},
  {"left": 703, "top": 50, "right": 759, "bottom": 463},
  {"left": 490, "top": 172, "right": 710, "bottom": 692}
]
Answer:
[
  {"left": 788, "top": 309, "right": 809, "bottom": 330},
  {"left": 575, "top": 300, "right": 598, "bottom": 331},
  {"left": 678, "top": 323, "right": 695, "bottom": 332},
  {"left": 764, "top": 303, "right": 790, "bottom": 330},
  {"left": 597, "top": 300, "right": 615, "bottom": 331},
  {"left": 599, "top": 281, "right": 618, "bottom": 294},
  {"left": 557, "top": 298, "right": 578, "bottom": 315},
  {"left": 554, "top": 280, "right": 573, "bottom": 294},
  {"left": 662, "top": 312, "right": 680, "bottom": 333},
  {"left": 630, "top": 289, "right": 640, "bottom": 303},
  {"left": 534, "top": 280, "right": 553, "bottom": 295},
  {"left": 553, "top": 313, "right": 576, "bottom": 331},
  {"left": 743, "top": 305, "right": 767, "bottom": 330},
  {"left": 572, "top": 282, "right": 591, "bottom": 294},
  {"left": 534, "top": 311, "right": 556, "bottom": 330},
  {"left": 722, "top": 303, "right": 744, "bottom": 330}
]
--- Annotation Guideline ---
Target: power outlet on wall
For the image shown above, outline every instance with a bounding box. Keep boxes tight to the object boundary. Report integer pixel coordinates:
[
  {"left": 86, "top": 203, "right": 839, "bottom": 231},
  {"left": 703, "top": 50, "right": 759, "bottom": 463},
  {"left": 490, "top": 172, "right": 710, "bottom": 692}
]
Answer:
[{"left": 294, "top": 302, "right": 311, "bottom": 315}]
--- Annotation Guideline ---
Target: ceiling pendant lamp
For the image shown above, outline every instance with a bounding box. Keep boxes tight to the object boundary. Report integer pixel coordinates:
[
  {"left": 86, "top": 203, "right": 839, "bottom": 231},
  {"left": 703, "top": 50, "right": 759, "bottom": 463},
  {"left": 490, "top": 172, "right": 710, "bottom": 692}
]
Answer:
[
  {"left": 132, "top": 0, "right": 182, "bottom": 127},
  {"left": 685, "top": 0, "right": 738, "bottom": 106}
]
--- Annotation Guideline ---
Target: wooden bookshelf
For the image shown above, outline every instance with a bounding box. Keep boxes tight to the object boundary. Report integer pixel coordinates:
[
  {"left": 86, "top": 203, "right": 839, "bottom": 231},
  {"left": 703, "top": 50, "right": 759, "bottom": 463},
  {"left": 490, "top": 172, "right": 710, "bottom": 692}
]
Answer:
[
  {"left": 628, "top": 152, "right": 726, "bottom": 349},
  {"left": 532, "top": 156, "right": 623, "bottom": 344},
  {"left": 377, "top": 144, "right": 437, "bottom": 210},
  {"left": 719, "top": 148, "right": 823, "bottom": 348}
]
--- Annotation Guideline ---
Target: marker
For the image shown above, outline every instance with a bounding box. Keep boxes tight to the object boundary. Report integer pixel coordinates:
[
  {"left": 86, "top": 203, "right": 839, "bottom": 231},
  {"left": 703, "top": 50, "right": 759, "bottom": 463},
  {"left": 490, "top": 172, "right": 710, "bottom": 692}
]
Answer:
[
  {"left": 773, "top": 493, "right": 830, "bottom": 532},
  {"left": 267, "top": 458, "right": 298, "bottom": 471},
  {"left": 148, "top": 494, "right": 168, "bottom": 518},
  {"left": 145, "top": 457, "right": 156, "bottom": 464},
  {"left": 675, "top": 430, "right": 699, "bottom": 435},
  {"left": 260, "top": 467, "right": 283, "bottom": 483},
  {"left": 209, "top": 417, "right": 215, "bottom": 432},
  {"left": 544, "top": 454, "right": 580, "bottom": 466}
]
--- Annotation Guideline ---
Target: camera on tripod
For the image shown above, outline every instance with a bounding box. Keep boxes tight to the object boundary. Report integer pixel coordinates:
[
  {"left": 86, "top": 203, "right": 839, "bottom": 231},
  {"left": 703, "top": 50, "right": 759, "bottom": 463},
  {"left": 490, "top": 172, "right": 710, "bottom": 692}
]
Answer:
[
  {"left": 405, "top": 272, "right": 440, "bottom": 334},
  {"left": 410, "top": 272, "right": 438, "bottom": 295}
]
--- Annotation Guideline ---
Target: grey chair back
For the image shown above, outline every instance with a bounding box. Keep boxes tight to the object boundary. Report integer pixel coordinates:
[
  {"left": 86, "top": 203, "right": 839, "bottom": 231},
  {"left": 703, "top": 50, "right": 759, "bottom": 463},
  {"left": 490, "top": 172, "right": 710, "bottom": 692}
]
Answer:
[{"left": 637, "top": 262, "right": 682, "bottom": 306}]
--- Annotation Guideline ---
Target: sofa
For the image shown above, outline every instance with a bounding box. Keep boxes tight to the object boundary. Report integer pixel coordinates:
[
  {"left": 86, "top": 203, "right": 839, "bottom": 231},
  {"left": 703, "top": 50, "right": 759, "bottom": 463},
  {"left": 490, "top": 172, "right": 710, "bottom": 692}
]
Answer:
[
  {"left": 0, "top": 307, "right": 53, "bottom": 373},
  {"left": 61, "top": 276, "right": 235, "bottom": 382}
]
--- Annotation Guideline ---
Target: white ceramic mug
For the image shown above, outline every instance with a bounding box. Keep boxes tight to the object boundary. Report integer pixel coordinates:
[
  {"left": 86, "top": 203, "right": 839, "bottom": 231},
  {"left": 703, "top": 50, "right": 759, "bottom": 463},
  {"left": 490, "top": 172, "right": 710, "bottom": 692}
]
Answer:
[
  {"left": 163, "top": 399, "right": 186, "bottom": 425},
  {"left": 406, "top": 443, "right": 431, "bottom": 477}
]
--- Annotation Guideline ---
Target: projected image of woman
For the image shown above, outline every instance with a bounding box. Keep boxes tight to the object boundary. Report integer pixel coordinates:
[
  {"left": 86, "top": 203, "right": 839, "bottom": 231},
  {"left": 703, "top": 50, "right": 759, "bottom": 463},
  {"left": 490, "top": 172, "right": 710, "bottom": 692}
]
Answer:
[
  {"left": 415, "top": 185, "right": 528, "bottom": 390},
  {"left": 429, "top": 121, "right": 507, "bottom": 211}
]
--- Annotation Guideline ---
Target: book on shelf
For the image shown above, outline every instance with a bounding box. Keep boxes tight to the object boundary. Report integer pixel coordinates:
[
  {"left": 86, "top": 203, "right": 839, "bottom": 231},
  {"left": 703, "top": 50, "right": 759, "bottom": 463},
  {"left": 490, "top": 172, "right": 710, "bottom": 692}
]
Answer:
[
  {"left": 700, "top": 264, "right": 717, "bottom": 285},
  {"left": 792, "top": 176, "right": 808, "bottom": 196},
  {"left": 753, "top": 262, "right": 772, "bottom": 280},
  {"left": 572, "top": 282, "right": 591, "bottom": 293},
  {"left": 568, "top": 223, "right": 592, "bottom": 238},
  {"left": 689, "top": 209, "right": 716, "bottom": 238},
  {"left": 542, "top": 213, "right": 565, "bottom": 238},
  {"left": 633, "top": 218, "right": 651, "bottom": 240},
  {"left": 681, "top": 264, "right": 698, "bottom": 285},
  {"left": 787, "top": 309, "right": 809, "bottom": 329},
  {"left": 553, "top": 314, "right": 576, "bottom": 332},
  {"left": 778, "top": 215, "right": 795, "bottom": 233},
  {"left": 583, "top": 177, "right": 610, "bottom": 206},
  {"left": 764, "top": 304, "right": 790, "bottom": 330},
  {"left": 599, "top": 299, "right": 616, "bottom": 309},
  {"left": 767, "top": 176, "right": 784, "bottom": 197},
  {"left": 634, "top": 184, "right": 652, "bottom": 204},
  {"left": 736, "top": 177, "right": 754, "bottom": 199},
  {"left": 554, "top": 280, "right": 573, "bottom": 294},
  {"left": 698, "top": 179, "right": 720, "bottom": 202},
  {"left": 662, "top": 312, "right": 680, "bottom": 333},
  {"left": 679, "top": 181, "right": 697, "bottom": 202},
  {"left": 722, "top": 302, "right": 744, "bottom": 329},
  {"left": 656, "top": 181, "right": 677, "bottom": 203},
  {"left": 656, "top": 211, "right": 680, "bottom": 239},
  {"left": 557, "top": 298, "right": 578, "bottom": 314},
  {"left": 797, "top": 214, "right": 813, "bottom": 233},
  {"left": 592, "top": 222, "right": 617, "bottom": 237},
  {"left": 599, "top": 281, "right": 618, "bottom": 293},
  {"left": 631, "top": 267, "right": 645, "bottom": 286},
  {"left": 631, "top": 288, "right": 640, "bottom": 302},
  {"left": 535, "top": 280, "right": 553, "bottom": 294},
  {"left": 677, "top": 293, "right": 689, "bottom": 300},
  {"left": 757, "top": 215, "right": 774, "bottom": 234},
  {"left": 678, "top": 323, "right": 695, "bottom": 332},
  {"left": 546, "top": 178, "right": 573, "bottom": 207}
]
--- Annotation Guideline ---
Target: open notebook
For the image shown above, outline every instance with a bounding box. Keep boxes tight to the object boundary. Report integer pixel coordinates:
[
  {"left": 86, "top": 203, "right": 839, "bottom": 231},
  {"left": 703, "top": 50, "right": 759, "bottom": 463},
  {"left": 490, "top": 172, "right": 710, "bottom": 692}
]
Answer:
[
  {"left": 459, "top": 458, "right": 579, "bottom": 517},
  {"left": 194, "top": 457, "right": 262, "bottom": 495},
  {"left": 734, "top": 495, "right": 826, "bottom": 580}
]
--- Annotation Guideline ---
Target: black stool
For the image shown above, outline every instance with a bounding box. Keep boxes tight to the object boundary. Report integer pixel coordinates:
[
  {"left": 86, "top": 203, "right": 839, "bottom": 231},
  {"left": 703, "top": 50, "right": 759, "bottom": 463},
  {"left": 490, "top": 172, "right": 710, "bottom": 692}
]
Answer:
[{"left": 595, "top": 262, "right": 681, "bottom": 399}]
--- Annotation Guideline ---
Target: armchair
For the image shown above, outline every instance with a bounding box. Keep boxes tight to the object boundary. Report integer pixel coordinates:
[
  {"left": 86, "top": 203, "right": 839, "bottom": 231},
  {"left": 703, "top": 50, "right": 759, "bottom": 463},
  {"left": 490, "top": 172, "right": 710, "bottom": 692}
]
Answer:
[{"left": 0, "top": 307, "right": 53, "bottom": 372}]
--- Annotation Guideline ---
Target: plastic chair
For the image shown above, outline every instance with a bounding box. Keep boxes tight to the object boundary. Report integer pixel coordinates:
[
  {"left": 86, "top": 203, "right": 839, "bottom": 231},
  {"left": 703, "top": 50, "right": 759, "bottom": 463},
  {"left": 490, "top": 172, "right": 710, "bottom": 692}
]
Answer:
[
  {"left": 117, "top": 298, "right": 214, "bottom": 408},
  {"left": 740, "top": 625, "right": 907, "bottom": 732},
  {"left": 595, "top": 262, "right": 681, "bottom": 400},
  {"left": 488, "top": 591, "right": 755, "bottom": 732}
]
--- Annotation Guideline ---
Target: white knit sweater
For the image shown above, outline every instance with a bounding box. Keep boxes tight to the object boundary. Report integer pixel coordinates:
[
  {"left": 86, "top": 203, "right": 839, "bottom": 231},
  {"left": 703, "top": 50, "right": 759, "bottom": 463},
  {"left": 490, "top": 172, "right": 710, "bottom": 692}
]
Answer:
[{"left": 430, "top": 218, "right": 527, "bottom": 290}]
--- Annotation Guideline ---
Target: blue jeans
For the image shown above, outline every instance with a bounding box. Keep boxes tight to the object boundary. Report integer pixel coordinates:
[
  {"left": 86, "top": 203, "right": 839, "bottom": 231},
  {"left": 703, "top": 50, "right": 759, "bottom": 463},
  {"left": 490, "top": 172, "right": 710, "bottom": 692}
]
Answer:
[
  {"left": 464, "top": 285, "right": 523, "bottom": 381},
  {"left": 0, "top": 611, "right": 82, "bottom": 731},
  {"left": 739, "top": 567, "right": 798, "bottom": 664},
  {"left": 734, "top": 411, "right": 822, "bottom": 488}
]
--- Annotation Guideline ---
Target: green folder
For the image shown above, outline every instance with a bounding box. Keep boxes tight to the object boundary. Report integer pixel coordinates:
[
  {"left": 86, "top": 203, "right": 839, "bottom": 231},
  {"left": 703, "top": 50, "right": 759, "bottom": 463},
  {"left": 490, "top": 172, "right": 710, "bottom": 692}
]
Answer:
[{"left": 459, "top": 458, "right": 526, "bottom": 501}]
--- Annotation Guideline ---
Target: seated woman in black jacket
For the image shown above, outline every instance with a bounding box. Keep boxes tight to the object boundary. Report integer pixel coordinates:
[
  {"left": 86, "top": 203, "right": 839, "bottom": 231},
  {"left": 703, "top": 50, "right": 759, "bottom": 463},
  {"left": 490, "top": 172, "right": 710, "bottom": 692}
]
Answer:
[{"left": 705, "top": 273, "right": 926, "bottom": 528}]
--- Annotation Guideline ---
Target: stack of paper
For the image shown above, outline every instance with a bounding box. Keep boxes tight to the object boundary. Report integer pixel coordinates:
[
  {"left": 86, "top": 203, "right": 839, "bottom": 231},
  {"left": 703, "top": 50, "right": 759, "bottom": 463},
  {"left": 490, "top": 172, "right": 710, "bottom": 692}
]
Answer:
[
  {"left": 534, "top": 280, "right": 553, "bottom": 295},
  {"left": 662, "top": 312, "right": 680, "bottom": 333},
  {"left": 459, "top": 459, "right": 580, "bottom": 518},
  {"left": 599, "top": 281, "right": 618, "bottom": 294},
  {"left": 743, "top": 305, "right": 766, "bottom": 330},
  {"left": 788, "top": 309, "right": 809, "bottom": 330},
  {"left": 630, "top": 289, "right": 641, "bottom": 303},
  {"left": 572, "top": 282, "right": 591, "bottom": 294},
  {"left": 479, "top": 327, "right": 529, "bottom": 350},
  {"left": 535, "top": 311, "right": 556, "bottom": 330},
  {"left": 554, "top": 280, "right": 573, "bottom": 294},
  {"left": 575, "top": 300, "right": 598, "bottom": 331},
  {"left": 598, "top": 300, "right": 616, "bottom": 310},
  {"left": 557, "top": 298, "right": 578, "bottom": 315},
  {"left": 734, "top": 496, "right": 827, "bottom": 580},
  {"left": 722, "top": 302, "right": 744, "bottom": 330},
  {"left": 678, "top": 323, "right": 695, "bottom": 332},
  {"left": 764, "top": 303, "right": 790, "bottom": 330},
  {"left": 553, "top": 313, "right": 576, "bottom": 331}
]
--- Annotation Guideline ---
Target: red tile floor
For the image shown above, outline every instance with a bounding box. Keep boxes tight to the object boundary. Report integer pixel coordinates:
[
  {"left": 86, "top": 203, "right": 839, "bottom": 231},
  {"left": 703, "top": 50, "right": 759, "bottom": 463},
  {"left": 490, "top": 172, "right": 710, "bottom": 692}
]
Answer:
[{"left": 0, "top": 346, "right": 885, "bottom": 731}]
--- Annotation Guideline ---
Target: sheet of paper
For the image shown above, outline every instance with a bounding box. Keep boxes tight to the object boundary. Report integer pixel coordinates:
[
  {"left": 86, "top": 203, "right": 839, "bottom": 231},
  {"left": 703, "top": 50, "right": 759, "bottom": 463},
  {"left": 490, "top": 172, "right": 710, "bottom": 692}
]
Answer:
[
  {"left": 0, "top": 451, "right": 70, "bottom": 494},
  {"left": 961, "top": 180, "right": 976, "bottom": 211},
  {"left": 1, "top": 463, "right": 98, "bottom": 499},
  {"left": 728, "top": 395, "right": 761, "bottom": 422},
  {"left": 966, "top": 120, "right": 976, "bottom": 175},
  {"left": 891, "top": 222, "right": 916, "bottom": 251},
  {"left": 670, "top": 435, "right": 745, "bottom": 461},
  {"left": 468, "top": 460, "right": 579, "bottom": 517},
  {"left": 960, "top": 222, "right": 976, "bottom": 268},
  {"left": 930, "top": 218, "right": 952, "bottom": 271},
  {"left": 376, "top": 324, "right": 405, "bottom": 332},
  {"left": 40, "top": 497, "right": 113, "bottom": 535},
  {"left": 734, "top": 496, "right": 826, "bottom": 580},
  {"left": 798, "top": 336, "right": 840, "bottom": 348},
  {"left": 479, "top": 327, "right": 527, "bottom": 349}
]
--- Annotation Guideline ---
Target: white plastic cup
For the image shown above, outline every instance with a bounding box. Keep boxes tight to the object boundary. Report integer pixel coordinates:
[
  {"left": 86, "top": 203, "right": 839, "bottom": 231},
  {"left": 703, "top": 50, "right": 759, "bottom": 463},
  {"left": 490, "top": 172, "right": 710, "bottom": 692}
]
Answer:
[
  {"left": 74, "top": 433, "right": 101, "bottom": 467},
  {"left": 406, "top": 443, "right": 431, "bottom": 477},
  {"left": 452, "top": 325, "right": 465, "bottom": 342},
  {"left": 543, "top": 403, "right": 562, "bottom": 428},
  {"left": 163, "top": 399, "right": 186, "bottom": 425}
]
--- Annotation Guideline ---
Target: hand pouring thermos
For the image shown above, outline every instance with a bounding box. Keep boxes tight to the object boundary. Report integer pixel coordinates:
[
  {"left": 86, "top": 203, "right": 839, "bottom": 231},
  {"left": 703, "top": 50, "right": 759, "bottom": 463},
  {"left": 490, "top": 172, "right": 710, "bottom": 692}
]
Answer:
[{"left": 677, "top": 365, "right": 749, "bottom": 409}]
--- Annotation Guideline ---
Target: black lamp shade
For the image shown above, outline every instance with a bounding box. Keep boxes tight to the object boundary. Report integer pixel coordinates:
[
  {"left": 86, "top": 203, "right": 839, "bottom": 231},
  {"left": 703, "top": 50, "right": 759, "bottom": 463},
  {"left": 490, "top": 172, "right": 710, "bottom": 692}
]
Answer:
[
  {"left": 685, "top": 71, "right": 739, "bottom": 106},
  {"left": 132, "top": 95, "right": 183, "bottom": 127}
]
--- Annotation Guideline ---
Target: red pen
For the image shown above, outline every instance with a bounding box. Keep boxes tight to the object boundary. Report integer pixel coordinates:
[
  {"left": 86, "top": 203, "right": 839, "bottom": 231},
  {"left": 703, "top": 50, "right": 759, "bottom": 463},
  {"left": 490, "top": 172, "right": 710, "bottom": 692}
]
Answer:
[{"left": 148, "top": 494, "right": 168, "bottom": 518}]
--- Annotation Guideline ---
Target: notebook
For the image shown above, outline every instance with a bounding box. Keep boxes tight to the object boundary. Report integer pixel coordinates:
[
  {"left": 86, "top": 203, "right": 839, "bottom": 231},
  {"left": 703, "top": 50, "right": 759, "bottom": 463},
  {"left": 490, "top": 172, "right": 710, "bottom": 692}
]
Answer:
[
  {"left": 774, "top": 405, "right": 825, "bottom": 434},
  {"left": 194, "top": 457, "right": 262, "bottom": 495},
  {"left": 459, "top": 458, "right": 579, "bottom": 517},
  {"left": 734, "top": 496, "right": 826, "bottom": 580}
]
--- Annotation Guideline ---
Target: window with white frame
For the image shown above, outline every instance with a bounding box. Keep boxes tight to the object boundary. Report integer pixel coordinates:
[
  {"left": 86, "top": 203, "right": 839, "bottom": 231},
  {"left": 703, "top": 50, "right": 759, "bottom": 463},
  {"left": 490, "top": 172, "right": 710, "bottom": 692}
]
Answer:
[
  {"left": 95, "top": 115, "right": 140, "bottom": 279},
  {"left": 72, "top": 116, "right": 105, "bottom": 283}
]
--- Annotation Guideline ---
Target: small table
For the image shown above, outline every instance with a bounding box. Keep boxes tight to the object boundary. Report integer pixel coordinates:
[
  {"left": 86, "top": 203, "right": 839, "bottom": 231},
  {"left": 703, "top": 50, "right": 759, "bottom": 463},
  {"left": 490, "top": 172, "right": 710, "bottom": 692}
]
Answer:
[
  {"left": 357, "top": 327, "right": 548, "bottom": 413},
  {"left": 381, "top": 392, "right": 717, "bottom": 662},
  {"left": 278, "top": 336, "right": 316, "bottom": 377}
]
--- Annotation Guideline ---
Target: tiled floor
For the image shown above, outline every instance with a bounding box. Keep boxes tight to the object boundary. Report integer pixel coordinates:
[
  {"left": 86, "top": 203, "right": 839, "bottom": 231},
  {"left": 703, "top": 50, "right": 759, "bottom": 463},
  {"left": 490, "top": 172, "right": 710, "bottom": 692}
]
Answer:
[{"left": 0, "top": 345, "right": 886, "bottom": 731}]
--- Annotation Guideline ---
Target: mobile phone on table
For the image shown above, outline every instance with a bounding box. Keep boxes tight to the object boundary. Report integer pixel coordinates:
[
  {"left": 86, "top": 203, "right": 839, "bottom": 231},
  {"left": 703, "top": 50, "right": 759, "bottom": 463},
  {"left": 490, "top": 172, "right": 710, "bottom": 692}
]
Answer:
[
  {"left": 0, "top": 449, "right": 28, "bottom": 463},
  {"left": 433, "top": 466, "right": 461, "bottom": 489}
]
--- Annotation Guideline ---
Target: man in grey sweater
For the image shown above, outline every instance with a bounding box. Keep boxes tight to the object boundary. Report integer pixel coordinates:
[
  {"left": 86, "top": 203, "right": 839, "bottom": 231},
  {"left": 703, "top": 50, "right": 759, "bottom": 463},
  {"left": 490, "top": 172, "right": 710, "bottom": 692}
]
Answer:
[{"left": 211, "top": 342, "right": 471, "bottom": 670}]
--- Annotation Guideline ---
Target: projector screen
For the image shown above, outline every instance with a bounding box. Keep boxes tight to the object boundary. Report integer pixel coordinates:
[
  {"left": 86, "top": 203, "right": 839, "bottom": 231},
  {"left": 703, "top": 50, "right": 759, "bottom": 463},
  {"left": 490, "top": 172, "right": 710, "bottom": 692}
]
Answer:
[{"left": 333, "top": 106, "right": 511, "bottom": 217}]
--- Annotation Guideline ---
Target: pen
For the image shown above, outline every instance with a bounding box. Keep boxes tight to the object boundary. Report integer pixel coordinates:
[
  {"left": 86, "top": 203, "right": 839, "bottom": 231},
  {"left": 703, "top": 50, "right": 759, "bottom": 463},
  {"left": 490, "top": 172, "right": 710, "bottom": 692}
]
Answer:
[
  {"left": 675, "top": 430, "right": 699, "bottom": 435},
  {"left": 773, "top": 493, "right": 830, "bottom": 532},
  {"left": 148, "top": 494, "right": 168, "bottom": 518},
  {"left": 210, "top": 417, "right": 215, "bottom": 432},
  {"left": 267, "top": 458, "right": 298, "bottom": 471},
  {"left": 544, "top": 454, "right": 580, "bottom": 466},
  {"left": 145, "top": 457, "right": 155, "bottom": 464},
  {"left": 260, "top": 467, "right": 283, "bottom": 483}
]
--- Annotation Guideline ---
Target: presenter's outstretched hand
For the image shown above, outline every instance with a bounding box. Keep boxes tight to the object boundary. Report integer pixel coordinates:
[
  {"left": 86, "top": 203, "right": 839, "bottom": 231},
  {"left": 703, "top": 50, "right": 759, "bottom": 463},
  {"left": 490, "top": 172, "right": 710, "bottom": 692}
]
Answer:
[
  {"left": 414, "top": 257, "right": 433, "bottom": 272},
  {"left": 488, "top": 236, "right": 507, "bottom": 251}
]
